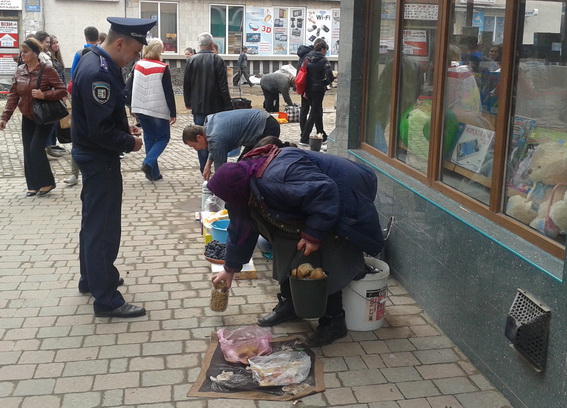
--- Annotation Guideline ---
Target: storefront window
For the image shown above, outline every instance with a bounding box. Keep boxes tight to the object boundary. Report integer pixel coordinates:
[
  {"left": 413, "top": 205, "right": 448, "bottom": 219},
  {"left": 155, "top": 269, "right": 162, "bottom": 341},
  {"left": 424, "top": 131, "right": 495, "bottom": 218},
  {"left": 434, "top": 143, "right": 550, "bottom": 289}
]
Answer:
[
  {"left": 504, "top": 1, "right": 567, "bottom": 245},
  {"left": 141, "top": 1, "right": 178, "bottom": 52},
  {"left": 364, "top": 1, "right": 397, "bottom": 152},
  {"left": 440, "top": 0, "right": 505, "bottom": 205},
  {"left": 211, "top": 4, "right": 244, "bottom": 54},
  {"left": 395, "top": 1, "right": 438, "bottom": 173}
]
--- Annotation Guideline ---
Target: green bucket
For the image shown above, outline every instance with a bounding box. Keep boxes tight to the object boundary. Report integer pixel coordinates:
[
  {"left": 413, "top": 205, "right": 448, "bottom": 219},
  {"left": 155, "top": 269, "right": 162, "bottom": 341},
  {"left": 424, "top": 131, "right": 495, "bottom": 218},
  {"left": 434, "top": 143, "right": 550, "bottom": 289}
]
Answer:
[{"left": 289, "top": 275, "right": 328, "bottom": 318}]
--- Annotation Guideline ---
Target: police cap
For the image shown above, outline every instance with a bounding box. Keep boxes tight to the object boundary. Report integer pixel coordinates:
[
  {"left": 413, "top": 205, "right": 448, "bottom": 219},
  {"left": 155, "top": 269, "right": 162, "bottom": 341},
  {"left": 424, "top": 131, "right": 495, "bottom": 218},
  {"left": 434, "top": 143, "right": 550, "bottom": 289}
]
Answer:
[{"left": 107, "top": 17, "right": 157, "bottom": 45}]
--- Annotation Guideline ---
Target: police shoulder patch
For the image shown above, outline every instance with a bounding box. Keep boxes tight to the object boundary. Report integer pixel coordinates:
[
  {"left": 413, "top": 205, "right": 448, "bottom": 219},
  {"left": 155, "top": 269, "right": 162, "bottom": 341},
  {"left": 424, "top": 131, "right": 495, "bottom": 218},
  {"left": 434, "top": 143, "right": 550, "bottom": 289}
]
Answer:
[{"left": 92, "top": 81, "right": 110, "bottom": 104}]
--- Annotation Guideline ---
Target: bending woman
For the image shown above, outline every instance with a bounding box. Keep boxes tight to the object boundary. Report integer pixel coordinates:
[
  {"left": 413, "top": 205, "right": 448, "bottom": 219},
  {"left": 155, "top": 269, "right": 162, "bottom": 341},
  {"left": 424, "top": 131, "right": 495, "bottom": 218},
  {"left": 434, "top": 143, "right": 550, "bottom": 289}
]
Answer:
[
  {"left": 0, "top": 37, "right": 67, "bottom": 196},
  {"left": 208, "top": 145, "right": 384, "bottom": 347}
]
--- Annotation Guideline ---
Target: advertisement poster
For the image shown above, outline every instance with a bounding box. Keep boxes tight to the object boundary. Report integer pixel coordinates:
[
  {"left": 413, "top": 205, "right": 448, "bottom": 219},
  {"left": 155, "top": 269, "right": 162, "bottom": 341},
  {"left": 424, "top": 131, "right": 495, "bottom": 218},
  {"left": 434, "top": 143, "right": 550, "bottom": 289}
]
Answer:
[
  {"left": 245, "top": 7, "right": 273, "bottom": 56},
  {"left": 288, "top": 7, "right": 305, "bottom": 55},
  {"left": 450, "top": 123, "right": 495, "bottom": 173},
  {"left": 0, "top": 0, "right": 22, "bottom": 10},
  {"left": 330, "top": 9, "right": 340, "bottom": 56},
  {"left": 403, "top": 30, "right": 427, "bottom": 56},
  {"left": 272, "top": 7, "right": 289, "bottom": 55},
  {"left": 0, "top": 21, "right": 18, "bottom": 48},
  {"left": 404, "top": 4, "right": 438, "bottom": 20},
  {"left": 0, "top": 52, "right": 18, "bottom": 75},
  {"left": 305, "top": 9, "right": 332, "bottom": 49}
]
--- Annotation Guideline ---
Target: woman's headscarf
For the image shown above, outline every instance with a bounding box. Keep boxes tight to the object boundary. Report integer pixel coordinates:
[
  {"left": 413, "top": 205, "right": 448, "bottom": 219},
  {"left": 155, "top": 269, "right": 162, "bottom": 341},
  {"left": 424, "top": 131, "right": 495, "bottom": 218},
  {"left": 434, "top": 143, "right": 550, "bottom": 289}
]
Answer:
[{"left": 207, "top": 144, "right": 281, "bottom": 207}]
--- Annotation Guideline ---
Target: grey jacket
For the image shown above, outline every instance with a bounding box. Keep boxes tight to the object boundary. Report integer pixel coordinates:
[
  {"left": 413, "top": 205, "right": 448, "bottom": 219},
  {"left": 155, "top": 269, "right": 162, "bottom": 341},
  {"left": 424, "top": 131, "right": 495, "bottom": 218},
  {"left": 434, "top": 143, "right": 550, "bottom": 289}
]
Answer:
[{"left": 260, "top": 71, "right": 294, "bottom": 106}]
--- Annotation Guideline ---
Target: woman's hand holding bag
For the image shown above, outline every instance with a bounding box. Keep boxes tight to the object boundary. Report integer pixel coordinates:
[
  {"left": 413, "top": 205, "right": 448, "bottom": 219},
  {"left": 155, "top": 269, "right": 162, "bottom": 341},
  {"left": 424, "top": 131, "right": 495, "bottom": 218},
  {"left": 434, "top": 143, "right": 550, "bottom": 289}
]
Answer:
[{"left": 32, "top": 64, "right": 69, "bottom": 125}]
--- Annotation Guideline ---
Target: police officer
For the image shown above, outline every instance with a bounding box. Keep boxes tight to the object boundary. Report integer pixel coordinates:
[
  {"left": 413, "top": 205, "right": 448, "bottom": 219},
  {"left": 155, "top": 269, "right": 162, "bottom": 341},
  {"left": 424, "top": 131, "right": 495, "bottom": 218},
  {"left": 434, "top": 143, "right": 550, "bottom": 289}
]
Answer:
[{"left": 72, "top": 17, "right": 156, "bottom": 318}]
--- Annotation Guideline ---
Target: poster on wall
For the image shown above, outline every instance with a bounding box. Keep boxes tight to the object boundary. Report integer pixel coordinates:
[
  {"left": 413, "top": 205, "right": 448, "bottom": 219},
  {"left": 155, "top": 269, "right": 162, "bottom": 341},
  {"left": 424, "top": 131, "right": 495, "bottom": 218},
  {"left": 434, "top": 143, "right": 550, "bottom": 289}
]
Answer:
[
  {"left": 0, "top": 21, "right": 18, "bottom": 48},
  {"left": 403, "top": 30, "right": 427, "bottom": 56},
  {"left": 0, "top": 0, "right": 22, "bottom": 10},
  {"left": 273, "top": 7, "right": 289, "bottom": 55},
  {"left": 245, "top": 7, "right": 273, "bottom": 56},
  {"left": 288, "top": 7, "right": 305, "bottom": 55},
  {"left": 330, "top": 9, "right": 340, "bottom": 56},
  {"left": 305, "top": 9, "right": 332, "bottom": 51},
  {"left": 0, "top": 51, "right": 18, "bottom": 75}
]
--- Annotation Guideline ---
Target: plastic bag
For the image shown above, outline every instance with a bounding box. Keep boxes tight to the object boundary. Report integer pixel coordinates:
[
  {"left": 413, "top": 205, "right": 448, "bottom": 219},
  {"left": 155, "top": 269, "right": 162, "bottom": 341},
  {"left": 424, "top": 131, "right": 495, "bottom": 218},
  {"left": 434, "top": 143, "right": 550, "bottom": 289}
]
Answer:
[
  {"left": 217, "top": 326, "right": 272, "bottom": 364},
  {"left": 249, "top": 351, "right": 311, "bottom": 386},
  {"left": 204, "top": 195, "right": 225, "bottom": 212}
]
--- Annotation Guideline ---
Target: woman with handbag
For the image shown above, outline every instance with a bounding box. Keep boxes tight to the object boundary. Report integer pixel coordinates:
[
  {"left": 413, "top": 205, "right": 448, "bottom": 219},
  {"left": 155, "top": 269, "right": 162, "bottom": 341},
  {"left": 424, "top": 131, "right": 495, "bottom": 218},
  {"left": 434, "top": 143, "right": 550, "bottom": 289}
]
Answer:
[{"left": 0, "top": 37, "right": 67, "bottom": 196}]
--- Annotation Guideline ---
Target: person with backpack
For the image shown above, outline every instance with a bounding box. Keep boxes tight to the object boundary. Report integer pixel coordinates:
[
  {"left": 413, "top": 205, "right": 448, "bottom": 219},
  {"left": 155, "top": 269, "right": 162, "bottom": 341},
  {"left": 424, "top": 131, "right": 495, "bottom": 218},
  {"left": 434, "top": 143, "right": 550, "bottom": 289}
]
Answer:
[{"left": 299, "top": 40, "right": 334, "bottom": 146}]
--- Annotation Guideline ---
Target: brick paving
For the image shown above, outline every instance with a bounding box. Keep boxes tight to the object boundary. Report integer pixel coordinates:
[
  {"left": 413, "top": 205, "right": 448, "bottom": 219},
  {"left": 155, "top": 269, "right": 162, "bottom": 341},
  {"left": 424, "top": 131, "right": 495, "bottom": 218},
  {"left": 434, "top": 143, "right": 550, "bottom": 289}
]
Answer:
[{"left": 0, "top": 99, "right": 513, "bottom": 407}]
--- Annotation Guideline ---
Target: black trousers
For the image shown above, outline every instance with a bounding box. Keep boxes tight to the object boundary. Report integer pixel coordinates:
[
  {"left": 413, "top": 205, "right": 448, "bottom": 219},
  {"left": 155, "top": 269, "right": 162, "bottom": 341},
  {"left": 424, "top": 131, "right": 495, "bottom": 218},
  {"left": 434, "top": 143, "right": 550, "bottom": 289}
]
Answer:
[
  {"left": 73, "top": 148, "right": 125, "bottom": 313},
  {"left": 21, "top": 116, "right": 55, "bottom": 190},
  {"left": 262, "top": 88, "right": 280, "bottom": 113},
  {"left": 300, "top": 92, "right": 326, "bottom": 144}
]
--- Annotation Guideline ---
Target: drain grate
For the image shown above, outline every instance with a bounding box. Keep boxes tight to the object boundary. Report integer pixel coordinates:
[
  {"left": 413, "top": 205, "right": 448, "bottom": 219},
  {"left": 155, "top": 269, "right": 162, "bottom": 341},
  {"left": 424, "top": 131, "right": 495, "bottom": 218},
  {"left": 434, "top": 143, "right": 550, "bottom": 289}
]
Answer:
[{"left": 504, "top": 289, "right": 551, "bottom": 372}]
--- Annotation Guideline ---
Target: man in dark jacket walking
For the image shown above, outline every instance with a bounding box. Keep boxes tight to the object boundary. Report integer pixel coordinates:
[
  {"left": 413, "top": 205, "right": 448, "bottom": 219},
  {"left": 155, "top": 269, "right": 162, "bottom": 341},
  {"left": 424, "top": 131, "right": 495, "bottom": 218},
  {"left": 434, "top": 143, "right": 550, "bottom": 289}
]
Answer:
[
  {"left": 183, "top": 32, "right": 233, "bottom": 172},
  {"left": 233, "top": 46, "right": 252, "bottom": 87}
]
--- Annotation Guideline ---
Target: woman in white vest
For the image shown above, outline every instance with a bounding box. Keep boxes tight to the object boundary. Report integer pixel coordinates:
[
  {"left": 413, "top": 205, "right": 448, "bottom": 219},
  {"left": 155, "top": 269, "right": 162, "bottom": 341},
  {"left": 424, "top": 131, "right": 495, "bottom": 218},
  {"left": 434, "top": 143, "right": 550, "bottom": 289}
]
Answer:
[{"left": 127, "top": 38, "right": 176, "bottom": 181}]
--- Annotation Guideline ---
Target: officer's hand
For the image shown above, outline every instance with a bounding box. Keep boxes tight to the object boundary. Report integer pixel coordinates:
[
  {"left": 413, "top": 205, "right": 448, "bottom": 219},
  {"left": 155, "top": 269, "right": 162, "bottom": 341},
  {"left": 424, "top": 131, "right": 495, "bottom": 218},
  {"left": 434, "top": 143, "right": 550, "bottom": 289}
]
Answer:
[
  {"left": 132, "top": 136, "right": 143, "bottom": 152},
  {"left": 0, "top": 120, "right": 6, "bottom": 130},
  {"left": 129, "top": 125, "right": 142, "bottom": 136}
]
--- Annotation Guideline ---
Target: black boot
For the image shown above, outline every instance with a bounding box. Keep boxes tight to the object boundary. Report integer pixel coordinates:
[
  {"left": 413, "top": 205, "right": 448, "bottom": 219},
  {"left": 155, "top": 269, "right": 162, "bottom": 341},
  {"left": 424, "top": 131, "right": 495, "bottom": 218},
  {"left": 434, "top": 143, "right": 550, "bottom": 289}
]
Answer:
[
  {"left": 258, "top": 293, "right": 300, "bottom": 327},
  {"left": 307, "top": 311, "right": 348, "bottom": 347}
]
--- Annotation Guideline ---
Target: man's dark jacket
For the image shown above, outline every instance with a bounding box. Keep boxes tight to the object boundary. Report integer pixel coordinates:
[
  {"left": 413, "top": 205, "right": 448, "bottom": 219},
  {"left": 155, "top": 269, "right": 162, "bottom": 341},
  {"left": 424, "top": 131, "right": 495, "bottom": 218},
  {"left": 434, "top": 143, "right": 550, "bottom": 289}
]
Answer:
[{"left": 183, "top": 49, "right": 233, "bottom": 115}]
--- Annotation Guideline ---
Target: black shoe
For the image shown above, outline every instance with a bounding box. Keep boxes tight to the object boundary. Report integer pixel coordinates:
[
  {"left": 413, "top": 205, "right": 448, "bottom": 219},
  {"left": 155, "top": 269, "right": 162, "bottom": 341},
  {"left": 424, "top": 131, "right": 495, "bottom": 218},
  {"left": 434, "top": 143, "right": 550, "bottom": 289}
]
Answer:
[
  {"left": 79, "top": 277, "right": 124, "bottom": 294},
  {"left": 258, "top": 293, "right": 300, "bottom": 327},
  {"left": 141, "top": 164, "right": 153, "bottom": 181},
  {"left": 37, "top": 184, "right": 56, "bottom": 196},
  {"left": 51, "top": 145, "right": 66, "bottom": 152},
  {"left": 94, "top": 302, "right": 146, "bottom": 318},
  {"left": 307, "top": 311, "right": 348, "bottom": 347},
  {"left": 26, "top": 190, "right": 37, "bottom": 197},
  {"left": 153, "top": 175, "right": 163, "bottom": 181}
]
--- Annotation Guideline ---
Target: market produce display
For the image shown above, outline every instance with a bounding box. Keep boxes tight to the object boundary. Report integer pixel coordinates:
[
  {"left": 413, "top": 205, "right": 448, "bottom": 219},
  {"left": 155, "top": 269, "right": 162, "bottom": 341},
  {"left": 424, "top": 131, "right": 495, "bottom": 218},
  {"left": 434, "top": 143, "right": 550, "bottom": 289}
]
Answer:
[
  {"left": 291, "top": 263, "right": 327, "bottom": 279},
  {"left": 204, "top": 240, "right": 226, "bottom": 261}
]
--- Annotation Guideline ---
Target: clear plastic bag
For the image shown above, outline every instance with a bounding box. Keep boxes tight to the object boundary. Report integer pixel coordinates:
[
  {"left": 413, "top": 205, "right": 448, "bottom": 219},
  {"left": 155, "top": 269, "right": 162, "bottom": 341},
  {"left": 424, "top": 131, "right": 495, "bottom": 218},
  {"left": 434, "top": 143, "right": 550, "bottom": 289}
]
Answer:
[
  {"left": 249, "top": 351, "right": 311, "bottom": 386},
  {"left": 204, "top": 195, "right": 225, "bottom": 212},
  {"left": 217, "top": 326, "right": 272, "bottom": 364}
]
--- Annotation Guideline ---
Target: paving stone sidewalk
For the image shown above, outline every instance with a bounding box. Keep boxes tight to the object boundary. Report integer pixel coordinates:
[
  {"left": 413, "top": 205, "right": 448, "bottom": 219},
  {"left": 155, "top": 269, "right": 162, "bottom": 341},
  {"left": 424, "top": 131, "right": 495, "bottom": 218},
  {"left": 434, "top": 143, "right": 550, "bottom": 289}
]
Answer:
[{"left": 0, "top": 109, "right": 513, "bottom": 407}]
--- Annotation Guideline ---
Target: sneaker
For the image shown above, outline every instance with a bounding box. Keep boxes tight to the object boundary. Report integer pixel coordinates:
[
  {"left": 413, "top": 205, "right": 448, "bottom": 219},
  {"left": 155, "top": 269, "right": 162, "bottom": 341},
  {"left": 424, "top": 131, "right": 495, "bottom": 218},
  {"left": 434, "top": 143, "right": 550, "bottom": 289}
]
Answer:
[
  {"left": 46, "top": 147, "right": 62, "bottom": 158},
  {"left": 298, "top": 142, "right": 309, "bottom": 147},
  {"left": 64, "top": 175, "right": 78, "bottom": 186},
  {"left": 51, "top": 145, "right": 66, "bottom": 152}
]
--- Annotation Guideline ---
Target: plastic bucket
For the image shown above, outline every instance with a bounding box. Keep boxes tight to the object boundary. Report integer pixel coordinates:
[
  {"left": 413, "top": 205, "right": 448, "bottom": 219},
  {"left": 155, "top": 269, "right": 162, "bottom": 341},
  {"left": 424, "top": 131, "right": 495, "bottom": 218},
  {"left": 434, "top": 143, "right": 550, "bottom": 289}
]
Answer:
[
  {"left": 289, "top": 276, "right": 328, "bottom": 318},
  {"left": 278, "top": 112, "right": 288, "bottom": 120},
  {"left": 309, "top": 137, "right": 322, "bottom": 152},
  {"left": 343, "top": 258, "right": 389, "bottom": 331},
  {"left": 211, "top": 219, "right": 230, "bottom": 243}
]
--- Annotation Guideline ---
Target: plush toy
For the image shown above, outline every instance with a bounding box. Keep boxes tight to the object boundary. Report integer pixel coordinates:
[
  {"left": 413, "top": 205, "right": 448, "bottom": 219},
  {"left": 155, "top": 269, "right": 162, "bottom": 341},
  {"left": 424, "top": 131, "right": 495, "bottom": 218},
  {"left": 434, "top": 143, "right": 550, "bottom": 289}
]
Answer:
[
  {"left": 506, "top": 143, "right": 567, "bottom": 236},
  {"left": 549, "top": 190, "right": 567, "bottom": 235}
]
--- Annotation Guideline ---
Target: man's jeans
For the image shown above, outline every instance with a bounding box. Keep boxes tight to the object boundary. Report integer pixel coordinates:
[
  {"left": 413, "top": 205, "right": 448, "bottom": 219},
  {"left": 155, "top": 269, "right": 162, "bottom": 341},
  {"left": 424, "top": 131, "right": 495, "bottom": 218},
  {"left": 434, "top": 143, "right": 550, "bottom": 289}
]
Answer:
[{"left": 138, "top": 114, "right": 171, "bottom": 179}]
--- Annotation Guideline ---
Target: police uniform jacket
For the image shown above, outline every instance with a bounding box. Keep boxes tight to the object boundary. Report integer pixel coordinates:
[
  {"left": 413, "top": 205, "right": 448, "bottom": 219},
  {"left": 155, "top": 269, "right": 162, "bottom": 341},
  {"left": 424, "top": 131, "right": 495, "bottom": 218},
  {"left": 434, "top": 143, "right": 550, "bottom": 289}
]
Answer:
[
  {"left": 71, "top": 46, "right": 135, "bottom": 155},
  {"left": 1, "top": 63, "right": 67, "bottom": 122}
]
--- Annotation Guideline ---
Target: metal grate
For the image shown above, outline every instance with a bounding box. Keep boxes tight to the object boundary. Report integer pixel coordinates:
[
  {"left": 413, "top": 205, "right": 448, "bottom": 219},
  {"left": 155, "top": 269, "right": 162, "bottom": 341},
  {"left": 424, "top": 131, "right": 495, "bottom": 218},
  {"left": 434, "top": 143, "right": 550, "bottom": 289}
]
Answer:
[{"left": 505, "top": 289, "right": 551, "bottom": 372}]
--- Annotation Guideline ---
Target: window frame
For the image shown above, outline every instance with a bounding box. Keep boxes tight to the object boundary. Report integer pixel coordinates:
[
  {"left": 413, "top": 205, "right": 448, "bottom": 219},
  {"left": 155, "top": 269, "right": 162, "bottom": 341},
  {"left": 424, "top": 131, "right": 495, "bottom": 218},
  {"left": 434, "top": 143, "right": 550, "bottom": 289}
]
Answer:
[
  {"left": 361, "top": 0, "right": 565, "bottom": 259},
  {"left": 139, "top": 0, "right": 179, "bottom": 53},
  {"left": 210, "top": 3, "right": 245, "bottom": 55}
]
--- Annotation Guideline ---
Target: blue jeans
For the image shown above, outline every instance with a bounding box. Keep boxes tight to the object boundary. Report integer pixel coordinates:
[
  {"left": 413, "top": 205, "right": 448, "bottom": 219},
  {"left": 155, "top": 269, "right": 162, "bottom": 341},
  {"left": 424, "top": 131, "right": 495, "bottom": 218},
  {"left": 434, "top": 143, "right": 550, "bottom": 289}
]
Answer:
[
  {"left": 193, "top": 114, "right": 209, "bottom": 173},
  {"left": 138, "top": 114, "right": 170, "bottom": 180}
]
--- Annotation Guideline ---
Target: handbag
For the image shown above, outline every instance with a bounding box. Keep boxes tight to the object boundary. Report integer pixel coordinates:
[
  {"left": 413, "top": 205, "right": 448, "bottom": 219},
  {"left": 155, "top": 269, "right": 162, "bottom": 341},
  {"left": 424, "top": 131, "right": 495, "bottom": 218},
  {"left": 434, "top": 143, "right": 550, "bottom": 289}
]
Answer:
[
  {"left": 32, "top": 64, "right": 69, "bottom": 125},
  {"left": 284, "top": 104, "right": 300, "bottom": 122}
]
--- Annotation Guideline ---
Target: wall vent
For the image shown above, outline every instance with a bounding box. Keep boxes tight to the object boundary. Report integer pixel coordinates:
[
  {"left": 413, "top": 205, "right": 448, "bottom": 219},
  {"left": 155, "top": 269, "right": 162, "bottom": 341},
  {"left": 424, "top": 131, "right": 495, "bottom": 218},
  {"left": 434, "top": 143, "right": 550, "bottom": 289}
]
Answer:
[{"left": 504, "top": 288, "right": 551, "bottom": 372}]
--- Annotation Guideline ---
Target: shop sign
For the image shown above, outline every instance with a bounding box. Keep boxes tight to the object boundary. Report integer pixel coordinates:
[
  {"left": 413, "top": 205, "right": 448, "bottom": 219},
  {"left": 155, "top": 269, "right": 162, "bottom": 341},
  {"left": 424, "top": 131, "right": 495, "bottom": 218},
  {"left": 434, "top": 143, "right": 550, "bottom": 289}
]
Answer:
[
  {"left": 404, "top": 4, "right": 438, "bottom": 20},
  {"left": 245, "top": 7, "right": 273, "bottom": 55},
  {"left": 460, "top": 0, "right": 495, "bottom": 4},
  {"left": 305, "top": 9, "right": 332, "bottom": 53},
  {"left": 25, "top": 0, "right": 39, "bottom": 12},
  {"left": 0, "top": 0, "right": 22, "bottom": 10},
  {"left": 288, "top": 7, "right": 305, "bottom": 55},
  {"left": 0, "top": 21, "right": 18, "bottom": 47},
  {"left": 0, "top": 52, "right": 17, "bottom": 74}
]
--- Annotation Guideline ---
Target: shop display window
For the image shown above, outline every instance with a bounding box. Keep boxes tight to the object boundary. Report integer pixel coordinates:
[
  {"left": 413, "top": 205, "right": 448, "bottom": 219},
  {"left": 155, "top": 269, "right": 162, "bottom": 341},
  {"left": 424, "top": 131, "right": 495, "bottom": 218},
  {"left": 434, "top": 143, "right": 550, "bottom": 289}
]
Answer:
[
  {"left": 504, "top": 1, "right": 567, "bottom": 246},
  {"left": 141, "top": 1, "right": 178, "bottom": 53},
  {"left": 363, "top": 2, "right": 397, "bottom": 153},
  {"left": 210, "top": 4, "right": 244, "bottom": 54},
  {"left": 440, "top": 0, "right": 505, "bottom": 205}
]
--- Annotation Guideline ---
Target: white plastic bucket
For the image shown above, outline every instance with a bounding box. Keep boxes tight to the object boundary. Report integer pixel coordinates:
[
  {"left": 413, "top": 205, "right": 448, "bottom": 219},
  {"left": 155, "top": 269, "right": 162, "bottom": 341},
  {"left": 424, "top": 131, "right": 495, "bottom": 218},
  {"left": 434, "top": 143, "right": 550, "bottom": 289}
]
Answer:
[{"left": 343, "top": 258, "right": 389, "bottom": 331}]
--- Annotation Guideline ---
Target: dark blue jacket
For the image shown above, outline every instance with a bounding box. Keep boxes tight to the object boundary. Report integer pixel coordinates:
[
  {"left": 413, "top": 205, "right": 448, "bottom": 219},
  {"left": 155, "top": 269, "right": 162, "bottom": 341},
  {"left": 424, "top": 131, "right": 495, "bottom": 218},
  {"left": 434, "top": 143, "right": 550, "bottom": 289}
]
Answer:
[
  {"left": 71, "top": 46, "right": 135, "bottom": 155},
  {"left": 225, "top": 149, "right": 383, "bottom": 269}
]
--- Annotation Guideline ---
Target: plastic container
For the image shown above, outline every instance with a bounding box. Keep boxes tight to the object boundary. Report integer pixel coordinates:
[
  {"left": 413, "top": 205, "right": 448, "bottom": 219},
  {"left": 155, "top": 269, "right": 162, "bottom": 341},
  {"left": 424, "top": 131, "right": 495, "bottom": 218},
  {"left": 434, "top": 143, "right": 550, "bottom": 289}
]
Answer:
[
  {"left": 210, "top": 280, "right": 229, "bottom": 312},
  {"left": 309, "top": 137, "right": 323, "bottom": 152},
  {"left": 289, "top": 275, "right": 328, "bottom": 318},
  {"left": 278, "top": 112, "right": 288, "bottom": 120},
  {"left": 343, "top": 258, "right": 389, "bottom": 331},
  {"left": 201, "top": 181, "right": 212, "bottom": 211},
  {"left": 211, "top": 219, "right": 230, "bottom": 243}
]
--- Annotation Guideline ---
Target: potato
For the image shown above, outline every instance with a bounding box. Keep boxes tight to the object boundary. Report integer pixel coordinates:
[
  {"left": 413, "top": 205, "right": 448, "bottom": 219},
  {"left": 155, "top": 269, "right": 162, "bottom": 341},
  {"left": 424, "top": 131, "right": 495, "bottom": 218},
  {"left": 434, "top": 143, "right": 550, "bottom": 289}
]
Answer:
[
  {"left": 291, "top": 268, "right": 298, "bottom": 278},
  {"left": 310, "top": 267, "right": 327, "bottom": 280},
  {"left": 297, "top": 263, "right": 314, "bottom": 279}
]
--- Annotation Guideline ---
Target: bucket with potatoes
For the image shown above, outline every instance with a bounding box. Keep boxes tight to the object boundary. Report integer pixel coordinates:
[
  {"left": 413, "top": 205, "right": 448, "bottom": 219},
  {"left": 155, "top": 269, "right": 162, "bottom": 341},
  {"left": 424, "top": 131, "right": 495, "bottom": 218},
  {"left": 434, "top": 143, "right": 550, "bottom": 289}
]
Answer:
[{"left": 289, "top": 252, "right": 328, "bottom": 318}]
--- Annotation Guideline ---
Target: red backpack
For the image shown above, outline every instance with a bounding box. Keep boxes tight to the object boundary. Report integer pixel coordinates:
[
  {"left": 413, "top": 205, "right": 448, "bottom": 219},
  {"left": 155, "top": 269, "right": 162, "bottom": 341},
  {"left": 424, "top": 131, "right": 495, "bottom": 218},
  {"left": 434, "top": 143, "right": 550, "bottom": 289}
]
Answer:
[{"left": 295, "top": 59, "right": 308, "bottom": 96}]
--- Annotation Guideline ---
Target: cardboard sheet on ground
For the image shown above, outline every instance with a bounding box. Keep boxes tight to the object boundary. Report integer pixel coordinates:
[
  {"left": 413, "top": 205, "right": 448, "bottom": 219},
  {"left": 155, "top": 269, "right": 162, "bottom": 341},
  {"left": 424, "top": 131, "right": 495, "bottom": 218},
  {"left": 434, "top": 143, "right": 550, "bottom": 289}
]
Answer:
[{"left": 188, "top": 333, "right": 325, "bottom": 400}]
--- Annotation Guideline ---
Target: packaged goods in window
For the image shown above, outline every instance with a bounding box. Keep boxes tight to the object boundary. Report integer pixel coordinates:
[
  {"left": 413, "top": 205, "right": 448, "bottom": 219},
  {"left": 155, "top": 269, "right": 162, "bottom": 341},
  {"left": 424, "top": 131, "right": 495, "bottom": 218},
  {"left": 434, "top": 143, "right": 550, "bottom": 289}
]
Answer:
[{"left": 449, "top": 123, "right": 495, "bottom": 173}]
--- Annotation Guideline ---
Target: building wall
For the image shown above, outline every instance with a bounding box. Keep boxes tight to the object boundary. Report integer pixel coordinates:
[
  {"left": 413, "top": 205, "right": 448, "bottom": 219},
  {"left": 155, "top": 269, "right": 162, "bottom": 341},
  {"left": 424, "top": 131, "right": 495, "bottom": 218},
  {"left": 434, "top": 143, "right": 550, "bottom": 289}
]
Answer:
[{"left": 335, "top": 1, "right": 567, "bottom": 407}]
